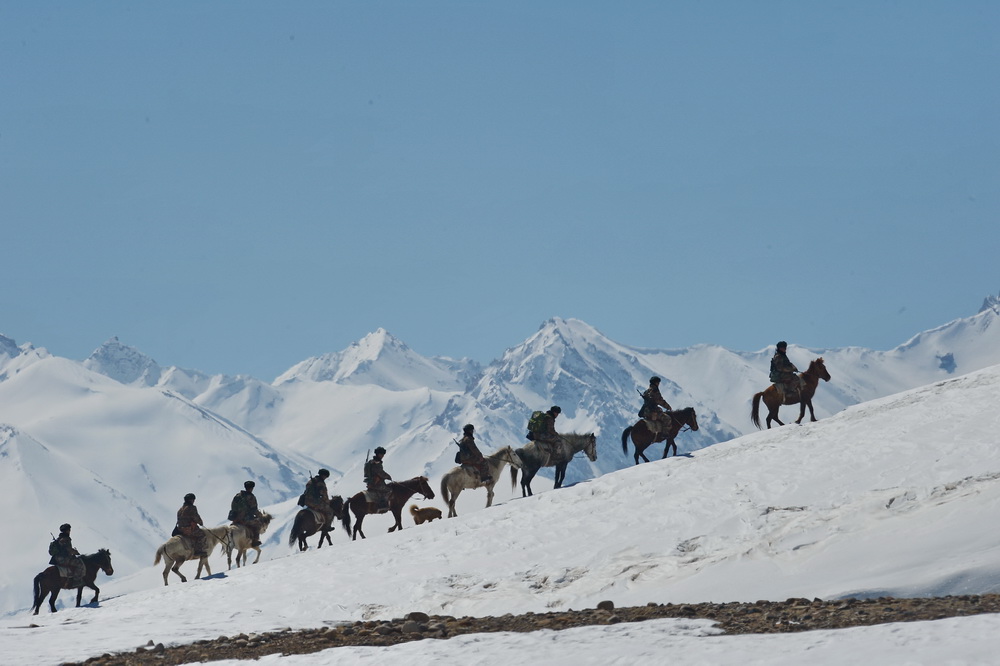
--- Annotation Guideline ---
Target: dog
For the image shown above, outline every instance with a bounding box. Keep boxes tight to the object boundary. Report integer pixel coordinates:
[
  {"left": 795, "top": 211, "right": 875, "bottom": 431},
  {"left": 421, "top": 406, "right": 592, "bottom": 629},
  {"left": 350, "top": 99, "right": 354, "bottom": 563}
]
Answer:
[{"left": 409, "top": 504, "right": 442, "bottom": 525}]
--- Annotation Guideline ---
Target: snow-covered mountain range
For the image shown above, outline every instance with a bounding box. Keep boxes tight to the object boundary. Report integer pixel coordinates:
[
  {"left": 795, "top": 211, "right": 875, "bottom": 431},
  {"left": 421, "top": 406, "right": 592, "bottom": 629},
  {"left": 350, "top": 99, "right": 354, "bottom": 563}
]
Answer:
[{"left": 1, "top": 293, "right": 998, "bottom": 614}]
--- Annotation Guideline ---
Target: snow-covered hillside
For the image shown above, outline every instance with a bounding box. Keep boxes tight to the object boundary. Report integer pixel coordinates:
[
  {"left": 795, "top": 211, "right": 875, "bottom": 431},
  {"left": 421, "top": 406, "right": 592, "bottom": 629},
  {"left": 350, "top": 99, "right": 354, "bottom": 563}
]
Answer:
[
  {"left": 1, "top": 297, "right": 999, "bottom": 617},
  {"left": 4, "top": 360, "right": 1000, "bottom": 665}
]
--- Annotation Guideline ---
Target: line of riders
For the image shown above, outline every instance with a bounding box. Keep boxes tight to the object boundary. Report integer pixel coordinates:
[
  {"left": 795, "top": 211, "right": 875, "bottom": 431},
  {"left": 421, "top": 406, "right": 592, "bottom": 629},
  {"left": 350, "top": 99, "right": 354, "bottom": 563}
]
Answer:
[{"left": 45, "top": 342, "right": 803, "bottom": 582}]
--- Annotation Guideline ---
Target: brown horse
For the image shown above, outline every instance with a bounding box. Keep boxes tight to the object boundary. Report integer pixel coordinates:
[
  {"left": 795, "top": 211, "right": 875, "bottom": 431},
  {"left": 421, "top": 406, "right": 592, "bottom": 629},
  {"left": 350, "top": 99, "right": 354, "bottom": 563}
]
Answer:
[
  {"left": 32, "top": 549, "right": 114, "bottom": 615},
  {"left": 341, "top": 476, "right": 435, "bottom": 541},
  {"left": 751, "top": 357, "right": 831, "bottom": 429},
  {"left": 288, "top": 497, "right": 345, "bottom": 551},
  {"left": 621, "top": 407, "right": 699, "bottom": 464}
]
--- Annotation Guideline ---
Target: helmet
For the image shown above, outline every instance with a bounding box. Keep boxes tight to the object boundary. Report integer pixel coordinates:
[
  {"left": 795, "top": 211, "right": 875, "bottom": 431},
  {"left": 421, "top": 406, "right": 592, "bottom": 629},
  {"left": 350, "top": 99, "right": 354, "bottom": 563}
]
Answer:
[
  {"left": 463, "top": 424, "right": 474, "bottom": 433},
  {"left": 244, "top": 480, "right": 255, "bottom": 489},
  {"left": 184, "top": 493, "right": 196, "bottom": 502},
  {"left": 59, "top": 523, "right": 71, "bottom": 532},
  {"left": 317, "top": 468, "right": 330, "bottom": 478},
  {"left": 776, "top": 340, "right": 788, "bottom": 350},
  {"left": 550, "top": 406, "right": 561, "bottom": 415},
  {"left": 649, "top": 376, "right": 661, "bottom": 384},
  {"left": 374, "top": 446, "right": 386, "bottom": 456}
]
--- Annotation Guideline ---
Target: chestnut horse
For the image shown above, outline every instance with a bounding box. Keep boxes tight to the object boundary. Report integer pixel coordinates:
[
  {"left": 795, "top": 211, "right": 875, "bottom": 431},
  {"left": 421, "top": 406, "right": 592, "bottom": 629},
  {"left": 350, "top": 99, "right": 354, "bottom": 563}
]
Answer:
[
  {"left": 341, "top": 476, "right": 435, "bottom": 540},
  {"left": 621, "top": 407, "right": 699, "bottom": 464},
  {"left": 32, "top": 549, "right": 114, "bottom": 615},
  {"left": 288, "top": 497, "right": 345, "bottom": 551},
  {"left": 751, "top": 357, "right": 831, "bottom": 429}
]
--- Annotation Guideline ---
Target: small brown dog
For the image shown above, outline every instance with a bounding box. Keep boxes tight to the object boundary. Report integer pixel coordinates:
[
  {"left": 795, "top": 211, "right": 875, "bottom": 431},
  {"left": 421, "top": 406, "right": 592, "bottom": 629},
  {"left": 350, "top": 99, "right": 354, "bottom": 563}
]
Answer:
[{"left": 410, "top": 504, "right": 442, "bottom": 525}]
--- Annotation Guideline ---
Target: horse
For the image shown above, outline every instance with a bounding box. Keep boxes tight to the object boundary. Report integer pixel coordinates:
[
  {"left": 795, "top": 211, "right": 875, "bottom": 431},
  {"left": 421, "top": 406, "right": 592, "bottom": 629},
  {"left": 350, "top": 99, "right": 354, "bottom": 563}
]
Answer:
[
  {"left": 153, "top": 524, "right": 234, "bottom": 586},
  {"left": 510, "top": 433, "right": 598, "bottom": 497},
  {"left": 341, "top": 476, "right": 435, "bottom": 541},
  {"left": 751, "top": 357, "right": 832, "bottom": 429},
  {"left": 288, "top": 497, "right": 345, "bottom": 552},
  {"left": 440, "top": 445, "right": 523, "bottom": 518},
  {"left": 228, "top": 511, "right": 273, "bottom": 567},
  {"left": 32, "top": 549, "right": 114, "bottom": 615},
  {"left": 621, "top": 407, "right": 699, "bottom": 464}
]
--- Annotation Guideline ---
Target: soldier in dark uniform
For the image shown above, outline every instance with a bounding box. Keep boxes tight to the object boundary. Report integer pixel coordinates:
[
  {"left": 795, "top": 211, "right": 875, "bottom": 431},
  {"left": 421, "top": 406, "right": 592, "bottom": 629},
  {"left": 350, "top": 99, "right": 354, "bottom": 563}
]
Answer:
[
  {"left": 364, "top": 447, "right": 392, "bottom": 511},
  {"left": 302, "top": 469, "right": 335, "bottom": 530},
  {"left": 48, "top": 523, "right": 85, "bottom": 587},
  {"left": 175, "top": 493, "right": 208, "bottom": 557},
  {"left": 769, "top": 341, "right": 803, "bottom": 399},
  {"left": 457, "top": 424, "right": 492, "bottom": 484},
  {"left": 533, "top": 406, "right": 563, "bottom": 459},
  {"left": 640, "top": 376, "right": 673, "bottom": 433},
  {"left": 230, "top": 480, "right": 263, "bottom": 547}
]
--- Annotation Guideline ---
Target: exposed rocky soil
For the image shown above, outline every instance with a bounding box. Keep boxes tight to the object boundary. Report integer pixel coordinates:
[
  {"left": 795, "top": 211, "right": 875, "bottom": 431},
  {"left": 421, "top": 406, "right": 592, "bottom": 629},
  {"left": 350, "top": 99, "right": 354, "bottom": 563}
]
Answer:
[{"left": 68, "top": 594, "right": 1000, "bottom": 665}]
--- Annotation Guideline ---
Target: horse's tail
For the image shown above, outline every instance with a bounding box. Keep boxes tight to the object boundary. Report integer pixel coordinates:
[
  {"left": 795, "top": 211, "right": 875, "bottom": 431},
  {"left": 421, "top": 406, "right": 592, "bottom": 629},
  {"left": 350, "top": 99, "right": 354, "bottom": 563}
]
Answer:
[
  {"left": 510, "top": 464, "right": 519, "bottom": 490},
  {"left": 339, "top": 501, "right": 352, "bottom": 534},
  {"left": 287, "top": 513, "right": 301, "bottom": 548},
  {"left": 621, "top": 426, "right": 632, "bottom": 455},
  {"left": 32, "top": 571, "right": 43, "bottom": 608},
  {"left": 153, "top": 544, "right": 165, "bottom": 566},
  {"left": 751, "top": 392, "right": 764, "bottom": 429},
  {"left": 439, "top": 476, "right": 451, "bottom": 508}
]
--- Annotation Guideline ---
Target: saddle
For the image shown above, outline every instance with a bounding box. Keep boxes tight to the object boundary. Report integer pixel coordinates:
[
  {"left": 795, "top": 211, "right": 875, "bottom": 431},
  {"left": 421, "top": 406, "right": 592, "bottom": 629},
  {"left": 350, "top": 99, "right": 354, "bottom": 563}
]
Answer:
[
  {"left": 774, "top": 383, "right": 800, "bottom": 403},
  {"left": 307, "top": 507, "right": 330, "bottom": 527},
  {"left": 55, "top": 566, "right": 84, "bottom": 589},
  {"left": 362, "top": 490, "right": 390, "bottom": 513}
]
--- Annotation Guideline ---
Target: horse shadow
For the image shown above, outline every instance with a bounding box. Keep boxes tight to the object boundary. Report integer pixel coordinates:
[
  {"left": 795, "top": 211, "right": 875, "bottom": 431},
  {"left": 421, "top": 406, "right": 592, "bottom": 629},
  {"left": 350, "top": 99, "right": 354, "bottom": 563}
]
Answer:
[{"left": 198, "top": 572, "right": 228, "bottom": 581}]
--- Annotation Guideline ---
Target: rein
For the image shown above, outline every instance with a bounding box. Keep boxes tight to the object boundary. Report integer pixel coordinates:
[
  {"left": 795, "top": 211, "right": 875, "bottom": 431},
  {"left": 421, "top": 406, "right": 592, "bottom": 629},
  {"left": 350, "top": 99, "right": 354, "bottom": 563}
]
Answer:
[{"left": 391, "top": 477, "right": 431, "bottom": 500}]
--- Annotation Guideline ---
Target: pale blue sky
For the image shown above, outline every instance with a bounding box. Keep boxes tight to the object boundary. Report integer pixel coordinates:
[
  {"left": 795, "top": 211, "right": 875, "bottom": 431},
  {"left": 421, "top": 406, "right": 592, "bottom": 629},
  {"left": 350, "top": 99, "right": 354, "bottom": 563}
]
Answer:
[{"left": 2, "top": 2, "right": 997, "bottom": 379}]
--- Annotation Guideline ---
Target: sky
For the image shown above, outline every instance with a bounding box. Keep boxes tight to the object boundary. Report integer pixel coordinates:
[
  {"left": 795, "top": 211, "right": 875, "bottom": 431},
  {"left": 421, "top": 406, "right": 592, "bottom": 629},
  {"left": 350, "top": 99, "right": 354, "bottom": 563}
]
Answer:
[
  {"left": 1, "top": 2, "right": 997, "bottom": 380},
  {"left": 3, "top": 362, "right": 1000, "bottom": 665}
]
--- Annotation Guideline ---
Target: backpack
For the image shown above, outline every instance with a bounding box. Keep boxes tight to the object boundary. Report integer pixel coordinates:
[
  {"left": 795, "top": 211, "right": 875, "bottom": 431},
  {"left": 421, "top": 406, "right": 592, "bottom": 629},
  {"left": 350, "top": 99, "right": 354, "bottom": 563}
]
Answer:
[
  {"left": 526, "top": 410, "right": 547, "bottom": 439},
  {"left": 48, "top": 540, "right": 60, "bottom": 557}
]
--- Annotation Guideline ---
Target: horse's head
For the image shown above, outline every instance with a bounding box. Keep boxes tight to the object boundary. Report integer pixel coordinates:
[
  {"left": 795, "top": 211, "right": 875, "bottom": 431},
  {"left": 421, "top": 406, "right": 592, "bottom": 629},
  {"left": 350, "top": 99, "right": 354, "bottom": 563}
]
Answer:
[
  {"left": 259, "top": 512, "right": 273, "bottom": 533},
  {"left": 583, "top": 433, "right": 598, "bottom": 462},
  {"left": 417, "top": 475, "right": 436, "bottom": 500},
  {"left": 685, "top": 408, "right": 699, "bottom": 431},
  {"left": 96, "top": 549, "right": 114, "bottom": 576},
  {"left": 812, "top": 357, "right": 831, "bottom": 382}
]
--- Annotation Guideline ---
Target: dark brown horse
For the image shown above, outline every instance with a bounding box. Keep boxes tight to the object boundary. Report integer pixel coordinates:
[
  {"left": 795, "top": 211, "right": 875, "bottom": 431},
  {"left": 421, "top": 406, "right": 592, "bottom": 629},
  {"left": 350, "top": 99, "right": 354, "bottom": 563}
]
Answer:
[
  {"left": 621, "top": 407, "right": 699, "bottom": 464},
  {"left": 341, "top": 477, "right": 435, "bottom": 541},
  {"left": 32, "top": 549, "right": 114, "bottom": 615},
  {"left": 751, "top": 357, "right": 831, "bottom": 429},
  {"left": 288, "top": 496, "right": 345, "bottom": 551}
]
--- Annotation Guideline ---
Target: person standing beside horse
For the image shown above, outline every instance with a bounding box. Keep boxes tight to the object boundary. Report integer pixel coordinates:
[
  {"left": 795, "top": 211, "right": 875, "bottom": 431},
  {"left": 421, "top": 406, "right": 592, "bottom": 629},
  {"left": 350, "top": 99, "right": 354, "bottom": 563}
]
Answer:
[
  {"left": 770, "top": 341, "right": 804, "bottom": 400},
  {"left": 48, "top": 523, "right": 86, "bottom": 588},
  {"left": 456, "top": 424, "right": 492, "bottom": 484},
  {"left": 364, "top": 446, "right": 392, "bottom": 511},
  {"left": 230, "top": 480, "right": 263, "bottom": 548},
  {"left": 302, "top": 469, "right": 335, "bottom": 530},
  {"left": 175, "top": 493, "right": 209, "bottom": 557},
  {"left": 639, "top": 376, "right": 672, "bottom": 435}
]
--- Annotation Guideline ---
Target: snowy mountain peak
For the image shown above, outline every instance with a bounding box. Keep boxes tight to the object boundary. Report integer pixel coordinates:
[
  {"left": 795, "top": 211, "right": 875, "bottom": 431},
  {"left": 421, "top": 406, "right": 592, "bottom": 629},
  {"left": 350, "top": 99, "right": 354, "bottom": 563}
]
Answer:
[
  {"left": 275, "top": 329, "right": 470, "bottom": 392},
  {"left": 82, "top": 336, "right": 162, "bottom": 386},
  {"left": 981, "top": 291, "right": 1000, "bottom": 314},
  {"left": 0, "top": 334, "right": 21, "bottom": 360}
]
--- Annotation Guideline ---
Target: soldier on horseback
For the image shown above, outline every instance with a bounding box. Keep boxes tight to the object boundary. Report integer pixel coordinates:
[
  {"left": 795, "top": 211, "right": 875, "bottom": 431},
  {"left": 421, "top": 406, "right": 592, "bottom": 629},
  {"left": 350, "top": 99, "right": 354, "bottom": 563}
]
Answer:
[
  {"left": 364, "top": 446, "right": 392, "bottom": 511},
  {"left": 639, "top": 376, "right": 673, "bottom": 435},
  {"left": 529, "top": 406, "right": 563, "bottom": 461},
  {"left": 769, "top": 341, "right": 804, "bottom": 400},
  {"left": 175, "top": 493, "right": 209, "bottom": 557},
  {"left": 48, "top": 523, "right": 85, "bottom": 588},
  {"left": 302, "top": 469, "right": 335, "bottom": 530},
  {"left": 230, "top": 480, "right": 263, "bottom": 548},
  {"left": 456, "top": 424, "right": 493, "bottom": 484}
]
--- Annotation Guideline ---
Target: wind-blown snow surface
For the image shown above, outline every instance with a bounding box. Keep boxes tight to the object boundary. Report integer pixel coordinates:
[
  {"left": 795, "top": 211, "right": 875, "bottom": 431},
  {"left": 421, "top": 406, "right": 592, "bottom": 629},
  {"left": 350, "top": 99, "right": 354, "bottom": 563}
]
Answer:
[{"left": 4, "top": 364, "right": 1000, "bottom": 665}]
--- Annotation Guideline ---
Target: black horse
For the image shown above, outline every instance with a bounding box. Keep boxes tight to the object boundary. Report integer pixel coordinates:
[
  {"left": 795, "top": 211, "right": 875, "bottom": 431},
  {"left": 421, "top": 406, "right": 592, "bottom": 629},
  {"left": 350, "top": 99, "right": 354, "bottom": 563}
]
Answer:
[
  {"left": 621, "top": 407, "right": 699, "bottom": 464},
  {"left": 288, "top": 496, "right": 345, "bottom": 551},
  {"left": 32, "top": 549, "right": 114, "bottom": 615}
]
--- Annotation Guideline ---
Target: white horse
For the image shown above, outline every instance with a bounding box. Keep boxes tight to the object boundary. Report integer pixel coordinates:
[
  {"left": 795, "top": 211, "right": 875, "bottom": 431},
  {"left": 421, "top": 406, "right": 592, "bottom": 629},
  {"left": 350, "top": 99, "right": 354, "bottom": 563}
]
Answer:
[
  {"left": 153, "top": 525, "right": 233, "bottom": 586},
  {"left": 440, "top": 446, "right": 523, "bottom": 518},
  {"left": 227, "top": 512, "right": 272, "bottom": 568}
]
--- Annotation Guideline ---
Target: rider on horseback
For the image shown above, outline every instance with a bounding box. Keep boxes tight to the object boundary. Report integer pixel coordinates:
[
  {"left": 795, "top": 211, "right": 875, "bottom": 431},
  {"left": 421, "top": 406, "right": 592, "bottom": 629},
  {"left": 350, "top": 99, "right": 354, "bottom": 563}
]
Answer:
[
  {"left": 302, "top": 469, "right": 335, "bottom": 530},
  {"left": 769, "top": 341, "right": 804, "bottom": 400},
  {"left": 639, "top": 376, "right": 673, "bottom": 435},
  {"left": 364, "top": 447, "right": 392, "bottom": 511},
  {"left": 48, "top": 523, "right": 85, "bottom": 588},
  {"left": 456, "top": 424, "right": 492, "bottom": 484},
  {"left": 175, "top": 493, "right": 209, "bottom": 557},
  {"left": 230, "top": 480, "right": 263, "bottom": 547},
  {"left": 531, "top": 406, "right": 563, "bottom": 461}
]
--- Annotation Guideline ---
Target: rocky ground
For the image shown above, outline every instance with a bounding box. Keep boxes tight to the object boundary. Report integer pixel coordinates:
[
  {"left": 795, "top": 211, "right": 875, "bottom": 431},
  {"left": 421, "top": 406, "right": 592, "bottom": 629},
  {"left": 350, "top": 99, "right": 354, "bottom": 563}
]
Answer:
[{"left": 68, "top": 594, "right": 1000, "bottom": 665}]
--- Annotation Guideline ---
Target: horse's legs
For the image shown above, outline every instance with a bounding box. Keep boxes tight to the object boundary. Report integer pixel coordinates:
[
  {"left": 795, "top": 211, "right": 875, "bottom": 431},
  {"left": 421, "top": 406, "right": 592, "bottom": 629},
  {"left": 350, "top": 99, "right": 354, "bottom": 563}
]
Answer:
[
  {"left": 486, "top": 484, "right": 495, "bottom": 508},
  {"left": 170, "top": 559, "right": 187, "bottom": 584},
  {"left": 251, "top": 547, "right": 262, "bottom": 565},
  {"left": 388, "top": 507, "right": 403, "bottom": 533},
  {"left": 447, "top": 487, "right": 461, "bottom": 517},
  {"left": 48, "top": 588, "right": 59, "bottom": 613},
  {"left": 195, "top": 556, "right": 211, "bottom": 579}
]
